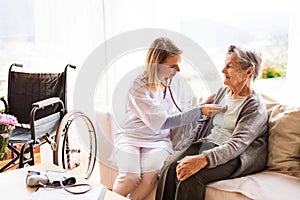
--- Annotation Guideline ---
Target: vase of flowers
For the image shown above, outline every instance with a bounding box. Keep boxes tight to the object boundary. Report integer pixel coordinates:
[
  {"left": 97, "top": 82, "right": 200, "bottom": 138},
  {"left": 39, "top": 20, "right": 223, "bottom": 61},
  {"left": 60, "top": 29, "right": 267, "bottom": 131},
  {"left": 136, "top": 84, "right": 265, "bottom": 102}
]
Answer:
[{"left": 0, "top": 113, "right": 18, "bottom": 161}]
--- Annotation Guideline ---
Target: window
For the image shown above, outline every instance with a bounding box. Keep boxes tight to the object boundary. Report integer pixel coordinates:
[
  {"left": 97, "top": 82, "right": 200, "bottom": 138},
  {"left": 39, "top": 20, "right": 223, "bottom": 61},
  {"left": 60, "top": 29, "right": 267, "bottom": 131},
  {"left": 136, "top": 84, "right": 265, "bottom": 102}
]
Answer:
[
  {"left": 0, "top": 0, "right": 34, "bottom": 93},
  {"left": 0, "top": 0, "right": 292, "bottom": 107}
]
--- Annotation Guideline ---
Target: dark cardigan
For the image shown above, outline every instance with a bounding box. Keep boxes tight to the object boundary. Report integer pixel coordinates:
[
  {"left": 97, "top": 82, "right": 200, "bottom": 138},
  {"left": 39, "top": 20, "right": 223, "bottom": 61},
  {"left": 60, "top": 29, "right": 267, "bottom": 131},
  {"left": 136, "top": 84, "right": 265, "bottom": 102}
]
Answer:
[{"left": 196, "top": 86, "right": 269, "bottom": 177}]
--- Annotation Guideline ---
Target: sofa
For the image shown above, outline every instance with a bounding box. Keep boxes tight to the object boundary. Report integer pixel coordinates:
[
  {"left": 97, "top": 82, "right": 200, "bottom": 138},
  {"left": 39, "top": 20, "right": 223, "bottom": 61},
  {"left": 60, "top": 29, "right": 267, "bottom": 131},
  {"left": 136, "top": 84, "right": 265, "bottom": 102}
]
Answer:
[{"left": 97, "top": 94, "right": 300, "bottom": 200}]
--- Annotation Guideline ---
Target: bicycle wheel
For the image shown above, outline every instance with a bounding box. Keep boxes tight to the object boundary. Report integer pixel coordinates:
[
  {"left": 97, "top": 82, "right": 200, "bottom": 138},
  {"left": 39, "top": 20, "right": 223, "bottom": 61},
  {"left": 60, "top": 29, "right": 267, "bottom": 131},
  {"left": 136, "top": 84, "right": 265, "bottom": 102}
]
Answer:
[{"left": 54, "top": 110, "right": 97, "bottom": 179}]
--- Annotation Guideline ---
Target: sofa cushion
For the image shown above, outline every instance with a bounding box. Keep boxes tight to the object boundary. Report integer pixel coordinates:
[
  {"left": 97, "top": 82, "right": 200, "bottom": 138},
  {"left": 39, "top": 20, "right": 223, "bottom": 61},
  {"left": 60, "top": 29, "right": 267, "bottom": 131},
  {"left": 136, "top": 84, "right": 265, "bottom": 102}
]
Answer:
[
  {"left": 262, "top": 95, "right": 300, "bottom": 178},
  {"left": 207, "top": 171, "right": 300, "bottom": 200}
]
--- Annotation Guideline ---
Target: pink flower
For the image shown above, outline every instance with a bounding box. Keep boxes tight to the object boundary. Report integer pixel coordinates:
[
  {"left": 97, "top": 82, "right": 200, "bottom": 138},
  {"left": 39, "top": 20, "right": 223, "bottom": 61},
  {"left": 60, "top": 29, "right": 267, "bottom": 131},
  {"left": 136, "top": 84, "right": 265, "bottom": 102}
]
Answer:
[
  {"left": 0, "top": 113, "right": 18, "bottom": 134},
  {"left": 0, "top": 113, "right": 18, "bottom": 126},
  {"left": 0, "top": 133, "right": 9, "bottom": 138}
]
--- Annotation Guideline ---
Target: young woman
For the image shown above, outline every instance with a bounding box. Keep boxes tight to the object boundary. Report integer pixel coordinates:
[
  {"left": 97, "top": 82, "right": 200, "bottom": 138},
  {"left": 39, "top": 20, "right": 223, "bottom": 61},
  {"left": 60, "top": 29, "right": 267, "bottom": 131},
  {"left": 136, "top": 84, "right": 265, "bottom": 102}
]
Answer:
[{"left": 112, "top": 37, "right": 223, "bottom": 199}]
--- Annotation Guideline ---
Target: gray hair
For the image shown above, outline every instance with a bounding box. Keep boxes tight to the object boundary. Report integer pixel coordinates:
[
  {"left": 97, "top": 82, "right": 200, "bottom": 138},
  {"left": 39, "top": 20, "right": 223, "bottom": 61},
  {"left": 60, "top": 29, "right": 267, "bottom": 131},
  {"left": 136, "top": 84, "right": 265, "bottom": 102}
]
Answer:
[{"left": 227, "top": 45, "right": 262, "bottom": 80}]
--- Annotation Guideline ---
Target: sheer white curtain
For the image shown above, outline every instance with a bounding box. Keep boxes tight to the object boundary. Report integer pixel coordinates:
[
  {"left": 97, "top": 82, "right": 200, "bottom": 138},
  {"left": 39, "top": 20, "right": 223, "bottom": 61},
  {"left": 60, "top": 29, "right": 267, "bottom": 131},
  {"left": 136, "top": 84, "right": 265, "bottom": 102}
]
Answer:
[
  {"left": 34, "top": 0, "right": 104, "bottom": 70},
  {"left": 95, "top": 0, "right": 182, "bottom": 107},
  {"left": 33, "top": 0, "right": 183, "bottom": 109},
  {"left": 103, "top": 0, "right": 180, "bottom": 37},
  {"left": 2, "top": 0, "right": 292, "bottom": 107},
  {"left": 287, "top": 0, "right": 300, "bottom": 106},
  {"left": 33, "top": 0, "right": 105, "bottom": 108}
]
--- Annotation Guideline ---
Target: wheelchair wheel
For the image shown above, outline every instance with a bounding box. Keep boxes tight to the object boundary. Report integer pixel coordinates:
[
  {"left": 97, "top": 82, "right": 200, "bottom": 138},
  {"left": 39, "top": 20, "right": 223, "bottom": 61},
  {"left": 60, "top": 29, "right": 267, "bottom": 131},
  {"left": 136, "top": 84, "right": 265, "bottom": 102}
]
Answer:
[{"left": 54, "top": 110, "right": 97, "bottom": 179}]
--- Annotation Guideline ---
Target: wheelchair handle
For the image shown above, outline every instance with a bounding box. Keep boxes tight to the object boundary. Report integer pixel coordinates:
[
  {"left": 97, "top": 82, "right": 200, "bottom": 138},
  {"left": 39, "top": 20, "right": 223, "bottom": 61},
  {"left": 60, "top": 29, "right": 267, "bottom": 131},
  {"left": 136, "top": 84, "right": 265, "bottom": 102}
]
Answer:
[
  {"left": 67, "top": 64, "right": 76, "bottom": 69},
  {"left": 12, "top": 63, "right": 23, "bottom": 68}
]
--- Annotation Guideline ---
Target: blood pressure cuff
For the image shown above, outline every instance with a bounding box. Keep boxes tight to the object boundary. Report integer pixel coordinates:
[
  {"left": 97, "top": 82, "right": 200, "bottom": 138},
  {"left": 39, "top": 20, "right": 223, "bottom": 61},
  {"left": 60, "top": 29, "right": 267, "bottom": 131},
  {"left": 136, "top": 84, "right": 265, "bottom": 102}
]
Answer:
[{"left": 46, "top": 170, "right": 76, "bottom": 186}]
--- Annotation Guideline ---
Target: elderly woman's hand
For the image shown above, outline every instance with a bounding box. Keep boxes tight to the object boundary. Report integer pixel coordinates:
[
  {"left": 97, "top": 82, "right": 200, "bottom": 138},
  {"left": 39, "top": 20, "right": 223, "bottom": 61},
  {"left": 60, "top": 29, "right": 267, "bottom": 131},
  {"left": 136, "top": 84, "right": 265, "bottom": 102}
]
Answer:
[{"left": 176, "top": 154, "right": 208, "bottom": 181}]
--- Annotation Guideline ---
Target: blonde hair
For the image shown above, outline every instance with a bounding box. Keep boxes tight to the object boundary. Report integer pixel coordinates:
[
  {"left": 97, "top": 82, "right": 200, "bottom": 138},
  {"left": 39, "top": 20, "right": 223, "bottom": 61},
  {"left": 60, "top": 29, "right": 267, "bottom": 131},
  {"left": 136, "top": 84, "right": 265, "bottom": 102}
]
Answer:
[{"left": 143, "top": 37, "right": 182, "bottom": 93}]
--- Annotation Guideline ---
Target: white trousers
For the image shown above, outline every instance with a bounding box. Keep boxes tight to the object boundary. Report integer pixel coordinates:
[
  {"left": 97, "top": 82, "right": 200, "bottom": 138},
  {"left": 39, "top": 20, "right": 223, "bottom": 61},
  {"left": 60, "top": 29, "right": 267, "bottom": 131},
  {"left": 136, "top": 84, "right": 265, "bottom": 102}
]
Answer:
[{"left": 113, "top": 146, "right": 170, "bottom": 200}]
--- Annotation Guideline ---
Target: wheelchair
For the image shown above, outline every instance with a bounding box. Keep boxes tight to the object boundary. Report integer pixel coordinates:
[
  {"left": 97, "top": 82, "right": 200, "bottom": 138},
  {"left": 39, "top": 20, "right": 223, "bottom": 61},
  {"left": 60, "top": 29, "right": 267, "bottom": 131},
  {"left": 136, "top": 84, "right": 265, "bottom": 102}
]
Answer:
[{"left": 0, "top": 63, "right": 97, "bottom": 180}]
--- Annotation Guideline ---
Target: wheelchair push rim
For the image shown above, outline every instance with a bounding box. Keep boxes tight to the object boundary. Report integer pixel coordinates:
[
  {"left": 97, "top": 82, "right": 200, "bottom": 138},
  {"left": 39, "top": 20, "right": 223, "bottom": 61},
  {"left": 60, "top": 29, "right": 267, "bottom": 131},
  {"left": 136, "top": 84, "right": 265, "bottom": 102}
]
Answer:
[{"left": 53, "top": 110, "right": 97, "bottom": 180}]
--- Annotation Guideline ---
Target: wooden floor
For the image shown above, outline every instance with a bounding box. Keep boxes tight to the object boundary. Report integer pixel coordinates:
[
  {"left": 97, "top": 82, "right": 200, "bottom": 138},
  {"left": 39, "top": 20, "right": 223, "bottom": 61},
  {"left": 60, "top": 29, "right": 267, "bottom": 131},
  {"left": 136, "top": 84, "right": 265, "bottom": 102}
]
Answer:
[{"left": 0, "top": 149, "right": 41, "bottom": 172}]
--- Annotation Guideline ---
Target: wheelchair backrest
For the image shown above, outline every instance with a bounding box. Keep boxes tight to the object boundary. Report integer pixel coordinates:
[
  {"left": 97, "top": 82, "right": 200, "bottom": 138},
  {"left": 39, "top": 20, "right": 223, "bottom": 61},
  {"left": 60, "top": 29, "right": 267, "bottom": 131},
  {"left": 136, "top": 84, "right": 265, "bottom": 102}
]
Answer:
[{"left": 8, "top": 71, "right": 66, "bottom": 124}]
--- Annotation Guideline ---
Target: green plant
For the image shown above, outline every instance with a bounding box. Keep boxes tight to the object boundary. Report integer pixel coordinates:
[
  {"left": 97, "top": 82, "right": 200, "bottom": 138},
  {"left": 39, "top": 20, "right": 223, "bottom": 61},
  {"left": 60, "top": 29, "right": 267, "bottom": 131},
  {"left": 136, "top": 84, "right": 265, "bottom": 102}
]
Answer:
[{"left": 261, "top": 65, "right": 285, "bottom": 79}]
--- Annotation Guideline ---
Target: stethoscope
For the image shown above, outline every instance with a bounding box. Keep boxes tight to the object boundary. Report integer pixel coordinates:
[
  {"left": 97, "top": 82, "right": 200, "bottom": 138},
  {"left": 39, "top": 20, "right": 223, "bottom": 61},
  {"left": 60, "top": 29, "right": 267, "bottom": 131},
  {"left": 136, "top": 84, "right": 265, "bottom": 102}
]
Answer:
[
  {"left": 160, "top": 78, "right": 212, "bottom": 122},
  {"left": 160, "top": 78, "right": 182, "bottom": 112}
]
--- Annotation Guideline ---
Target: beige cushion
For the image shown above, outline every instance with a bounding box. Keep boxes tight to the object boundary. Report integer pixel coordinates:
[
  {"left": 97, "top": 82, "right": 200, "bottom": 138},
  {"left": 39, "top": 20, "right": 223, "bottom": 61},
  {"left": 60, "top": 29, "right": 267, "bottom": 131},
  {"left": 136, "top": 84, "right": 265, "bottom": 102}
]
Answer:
[
  {"left": 207, "top": 171, "right": 300, "bottom": 200},
  {"left": 262, "top": 95, "right": 300, "bottom": 178}
]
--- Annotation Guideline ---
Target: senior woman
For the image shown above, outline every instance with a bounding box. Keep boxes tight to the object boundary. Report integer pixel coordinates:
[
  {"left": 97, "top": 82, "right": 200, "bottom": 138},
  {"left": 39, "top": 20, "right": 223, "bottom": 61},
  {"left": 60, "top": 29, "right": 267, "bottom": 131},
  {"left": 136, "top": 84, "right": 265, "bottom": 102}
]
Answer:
[{"left": 156, "top": 45, "right": 269, "bottom": 200}]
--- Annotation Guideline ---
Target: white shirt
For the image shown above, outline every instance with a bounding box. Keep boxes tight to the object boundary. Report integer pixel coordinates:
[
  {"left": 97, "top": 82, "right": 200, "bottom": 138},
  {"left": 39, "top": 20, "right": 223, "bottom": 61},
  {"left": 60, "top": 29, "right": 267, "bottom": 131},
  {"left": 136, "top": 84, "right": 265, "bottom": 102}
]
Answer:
[
  {"left": 114, "top": 76, "right": 180, "bottom": 153},
  {"left": 206, "top": 93, "right": 246, "bottom": 145}
]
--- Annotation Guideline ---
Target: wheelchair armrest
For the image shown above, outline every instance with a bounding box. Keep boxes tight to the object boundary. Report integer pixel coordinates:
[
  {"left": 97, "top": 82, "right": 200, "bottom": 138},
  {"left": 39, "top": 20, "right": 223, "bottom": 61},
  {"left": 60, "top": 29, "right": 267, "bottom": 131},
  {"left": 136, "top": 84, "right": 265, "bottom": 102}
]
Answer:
[
  {"left": 30, "top": 97, "right": 66, "bottom": 142},
  {"left": 32, "top": 97, "right": 63, "bottom": 109}
]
